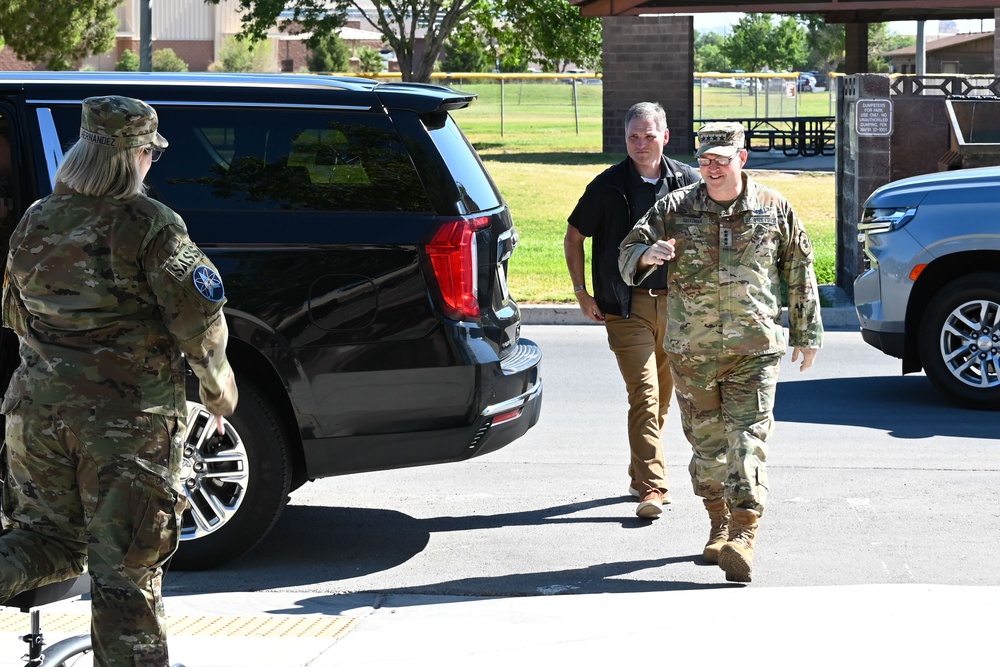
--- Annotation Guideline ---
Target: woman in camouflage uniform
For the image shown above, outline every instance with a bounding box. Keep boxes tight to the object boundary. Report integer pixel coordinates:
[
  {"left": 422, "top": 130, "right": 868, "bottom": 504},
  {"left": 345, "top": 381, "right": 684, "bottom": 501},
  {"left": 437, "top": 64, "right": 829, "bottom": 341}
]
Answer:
[{"left": 0, "top": 96, "right": 237, "bottom": 667}]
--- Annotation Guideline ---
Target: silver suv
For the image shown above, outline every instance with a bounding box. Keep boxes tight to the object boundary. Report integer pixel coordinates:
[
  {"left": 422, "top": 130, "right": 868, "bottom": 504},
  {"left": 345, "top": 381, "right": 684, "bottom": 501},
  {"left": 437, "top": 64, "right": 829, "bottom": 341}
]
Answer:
[{"left": 855, "top": 166, "right": 1000, "bottom": 409}]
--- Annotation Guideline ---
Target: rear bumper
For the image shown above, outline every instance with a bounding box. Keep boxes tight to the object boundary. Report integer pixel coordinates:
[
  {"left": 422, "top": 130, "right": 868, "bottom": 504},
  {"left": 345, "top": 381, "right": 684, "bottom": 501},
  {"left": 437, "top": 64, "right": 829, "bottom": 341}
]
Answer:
[{"left": 301, "top": 338, "right": 542, "bottom": 476}]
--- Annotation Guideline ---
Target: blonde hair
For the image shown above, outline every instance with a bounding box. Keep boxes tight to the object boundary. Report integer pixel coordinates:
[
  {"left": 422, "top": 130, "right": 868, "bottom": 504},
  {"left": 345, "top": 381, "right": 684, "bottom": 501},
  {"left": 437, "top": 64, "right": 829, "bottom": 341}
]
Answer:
[{"left": 54, "top": 139, "right": 147, "bottom": 199}]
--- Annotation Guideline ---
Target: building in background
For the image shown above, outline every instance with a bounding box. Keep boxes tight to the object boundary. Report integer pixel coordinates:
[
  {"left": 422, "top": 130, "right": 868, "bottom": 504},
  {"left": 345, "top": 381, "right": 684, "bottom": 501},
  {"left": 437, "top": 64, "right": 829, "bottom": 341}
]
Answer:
[
  {"left": 0, "top": 0, "right": 391, "bottom": 73},
  {"left": 884, "top": 32, "right": 994, "bottom": 74}
]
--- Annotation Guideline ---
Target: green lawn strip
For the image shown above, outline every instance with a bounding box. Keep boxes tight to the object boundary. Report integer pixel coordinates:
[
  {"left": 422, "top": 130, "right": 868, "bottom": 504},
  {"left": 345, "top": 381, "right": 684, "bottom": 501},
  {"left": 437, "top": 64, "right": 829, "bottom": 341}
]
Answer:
[
  {"left": 484, "top": 157, "right": 835, "bottom": 304},
  {"left": 457, "top": 83, "right": 836, "bottom": 305}
]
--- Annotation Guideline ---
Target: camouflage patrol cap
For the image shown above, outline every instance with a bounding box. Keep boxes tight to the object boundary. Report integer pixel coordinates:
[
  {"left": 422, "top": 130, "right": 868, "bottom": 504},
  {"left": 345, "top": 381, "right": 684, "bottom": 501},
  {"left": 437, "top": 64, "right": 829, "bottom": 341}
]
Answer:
[
  {"left": 79, "top": 96, "right": 168, "bottom": 150},
  {"left": 695, "top": 121, "right": 745, "bottom": 158}
]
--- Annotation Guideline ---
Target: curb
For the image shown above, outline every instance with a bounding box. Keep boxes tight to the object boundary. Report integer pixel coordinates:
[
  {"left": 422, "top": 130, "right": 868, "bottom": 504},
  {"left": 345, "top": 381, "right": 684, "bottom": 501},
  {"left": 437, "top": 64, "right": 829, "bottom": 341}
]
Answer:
[
  {"left": 520, "top": 304, "right": 858, "bottom": 330},
  {"left": 520, "top": 286, "right": 858, "bottom": 331}
]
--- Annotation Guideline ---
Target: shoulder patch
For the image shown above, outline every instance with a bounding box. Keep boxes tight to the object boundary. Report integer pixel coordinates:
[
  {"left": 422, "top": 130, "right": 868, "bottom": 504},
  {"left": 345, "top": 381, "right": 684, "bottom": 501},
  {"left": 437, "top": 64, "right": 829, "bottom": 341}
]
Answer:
[
  {"left": 193, "top": 265, "right": 225, "bottom": 302},
  {"left": 798, "top": 231, "right": 813, "bottom": 256},
  {"left": 164, "top": 238, "right": 205, "bottom": 282}
]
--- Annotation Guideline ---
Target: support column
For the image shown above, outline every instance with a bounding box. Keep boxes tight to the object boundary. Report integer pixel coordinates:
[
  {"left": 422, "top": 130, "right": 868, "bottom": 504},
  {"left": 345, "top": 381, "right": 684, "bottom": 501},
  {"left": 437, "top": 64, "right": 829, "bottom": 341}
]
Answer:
[
  {"left": 995, "top": 9, "right": 1000, "bottom": 74},
  {"left": 601, "top": 16, "right": 694, "bottom": 155},
  {"left": 835, "top": 74, "right": 892, "bottom": 296},
  {"left": 844, "top": 23, "right": 869, "bottom": 75}
]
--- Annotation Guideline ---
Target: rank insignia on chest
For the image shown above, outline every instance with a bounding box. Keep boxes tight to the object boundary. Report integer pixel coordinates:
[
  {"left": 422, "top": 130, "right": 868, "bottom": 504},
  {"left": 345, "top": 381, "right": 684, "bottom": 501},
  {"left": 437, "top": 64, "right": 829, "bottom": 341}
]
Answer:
[{"left": 721, "top": 227, "right": 734, "bottom": 249}]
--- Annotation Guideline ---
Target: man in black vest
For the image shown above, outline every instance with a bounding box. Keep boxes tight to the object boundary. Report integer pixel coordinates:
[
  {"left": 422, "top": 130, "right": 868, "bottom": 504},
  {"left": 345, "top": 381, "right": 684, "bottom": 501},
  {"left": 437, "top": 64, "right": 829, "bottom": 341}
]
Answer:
[{"left": 565, "top": 102, "right": 700, "bottom": 519}]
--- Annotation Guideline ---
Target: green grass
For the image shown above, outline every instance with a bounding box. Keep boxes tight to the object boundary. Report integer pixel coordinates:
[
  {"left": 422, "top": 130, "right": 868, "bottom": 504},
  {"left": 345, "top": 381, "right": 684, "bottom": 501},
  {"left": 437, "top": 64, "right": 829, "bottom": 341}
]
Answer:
[
  {"left": 455, "top": 83, "right": 836, "bottom": 303},
  {"left": 693, "top": 85, "right": 837, "bottom": 121}
]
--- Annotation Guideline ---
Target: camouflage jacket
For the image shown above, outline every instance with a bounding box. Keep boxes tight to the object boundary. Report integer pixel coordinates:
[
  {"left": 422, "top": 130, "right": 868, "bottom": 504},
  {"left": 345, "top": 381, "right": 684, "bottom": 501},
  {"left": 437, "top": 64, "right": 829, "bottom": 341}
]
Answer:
[
  {"left": 619, "top": 174, "right": 824, "bottom": 355},
  {"left": 2, "top": 186, "right": 237, "bottom": 418}
]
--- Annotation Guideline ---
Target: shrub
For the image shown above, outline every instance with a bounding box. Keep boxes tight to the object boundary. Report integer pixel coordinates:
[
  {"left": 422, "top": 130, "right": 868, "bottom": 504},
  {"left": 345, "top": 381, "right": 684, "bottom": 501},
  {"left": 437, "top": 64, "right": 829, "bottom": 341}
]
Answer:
[
  {"left": 211, "top": 36, "right": 275, "bottom": 73},
  {"left": 153, "top": 48, "right": 188, "bottom": 72},
  {"left": 356, "top": 46, "right": 384, "bottom": 74},
  {"left": 115, "top": 50, "right": 140, "bottom": 71},
  {"left": 307, "top": 34, "right": 350, "bottom": 72}
]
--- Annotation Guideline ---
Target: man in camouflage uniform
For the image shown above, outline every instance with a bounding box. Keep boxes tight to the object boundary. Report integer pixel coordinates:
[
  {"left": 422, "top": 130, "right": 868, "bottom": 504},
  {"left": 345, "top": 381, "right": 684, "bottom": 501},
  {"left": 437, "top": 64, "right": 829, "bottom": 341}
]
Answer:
[
  {"left": 0, "top": 96, "right": 237, "bottom": 666},
  {"left": 619, "top": 122, "right": 823, "bottom": 583}
]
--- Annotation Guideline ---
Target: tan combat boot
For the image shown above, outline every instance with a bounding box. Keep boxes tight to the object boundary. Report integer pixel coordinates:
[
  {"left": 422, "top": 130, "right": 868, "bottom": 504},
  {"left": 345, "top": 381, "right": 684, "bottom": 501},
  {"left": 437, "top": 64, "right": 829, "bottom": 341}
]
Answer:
[
  {"left": 702, "top": 498, "right": 730, "bottom": 564},
  {"left": 718, "top": 508, "right": 760, "bottom": 583}
]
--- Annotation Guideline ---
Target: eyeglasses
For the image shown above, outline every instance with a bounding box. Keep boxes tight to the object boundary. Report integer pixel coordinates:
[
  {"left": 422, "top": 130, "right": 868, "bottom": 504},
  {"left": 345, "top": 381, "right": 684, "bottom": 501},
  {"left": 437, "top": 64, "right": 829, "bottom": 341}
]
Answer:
[
  {"left": 144, "top": 146, "right": 164, "bottom": 163},
  {"left": 697, "top": 155, "right": 735, "bottom": 167}
]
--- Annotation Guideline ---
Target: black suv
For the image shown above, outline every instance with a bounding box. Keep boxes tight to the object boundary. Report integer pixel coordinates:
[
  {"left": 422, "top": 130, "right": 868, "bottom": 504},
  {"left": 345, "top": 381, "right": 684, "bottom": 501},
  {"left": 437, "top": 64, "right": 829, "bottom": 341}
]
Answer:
[{"left": 0, "top": 72, "right": 542, "bottom": 568}]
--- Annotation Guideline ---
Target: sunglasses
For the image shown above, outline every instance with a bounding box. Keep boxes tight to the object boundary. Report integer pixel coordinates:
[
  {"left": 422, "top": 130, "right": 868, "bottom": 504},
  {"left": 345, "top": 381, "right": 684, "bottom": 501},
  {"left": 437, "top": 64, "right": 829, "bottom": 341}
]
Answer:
[{"left": 697, "top": 156, "right": 735, "bottom": 167}]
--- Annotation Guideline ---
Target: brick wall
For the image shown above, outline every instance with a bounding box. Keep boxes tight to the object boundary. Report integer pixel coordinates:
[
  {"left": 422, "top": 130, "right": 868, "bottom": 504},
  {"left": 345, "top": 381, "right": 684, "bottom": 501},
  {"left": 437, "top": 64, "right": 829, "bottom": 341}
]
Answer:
[
  {"left": 600, "top": 16, "right": 694, "bottom": 155},
  {"left": 0, "top": 47, "right": 40, "bottom": 71}
]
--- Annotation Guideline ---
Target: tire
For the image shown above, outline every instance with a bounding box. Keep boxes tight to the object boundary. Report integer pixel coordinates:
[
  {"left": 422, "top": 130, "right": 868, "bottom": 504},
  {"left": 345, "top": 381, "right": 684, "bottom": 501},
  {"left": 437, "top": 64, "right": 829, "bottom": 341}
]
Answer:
[
  {"left": 39, "top": 634, "right": 92, "bottom": 665},
  {"left": 918, "top": 272, "right": 1000, "bottom": 410},
  {"left": 170, "top": 376, "right": 293, "bottom": 570}
]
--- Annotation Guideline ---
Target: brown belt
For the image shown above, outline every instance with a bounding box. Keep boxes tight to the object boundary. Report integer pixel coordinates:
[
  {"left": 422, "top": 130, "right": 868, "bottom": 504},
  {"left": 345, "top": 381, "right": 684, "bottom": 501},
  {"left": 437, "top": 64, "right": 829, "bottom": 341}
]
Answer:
[{"left": 636, "top": 287, "right": 669, "bottom": 296}]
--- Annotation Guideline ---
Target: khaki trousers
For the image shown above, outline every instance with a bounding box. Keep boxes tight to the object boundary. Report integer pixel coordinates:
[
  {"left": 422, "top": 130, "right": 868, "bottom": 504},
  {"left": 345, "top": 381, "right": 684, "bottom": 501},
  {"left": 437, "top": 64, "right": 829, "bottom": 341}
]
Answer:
[{"left": 604, "top": 289, "right": 671, "bottom": 492}]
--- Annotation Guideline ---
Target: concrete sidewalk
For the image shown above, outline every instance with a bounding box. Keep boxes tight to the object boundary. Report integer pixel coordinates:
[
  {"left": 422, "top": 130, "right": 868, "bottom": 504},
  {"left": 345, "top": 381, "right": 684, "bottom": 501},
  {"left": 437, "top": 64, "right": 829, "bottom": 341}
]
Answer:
[{"left": 0, "top": 584, "right": 993, "bottom": 666}]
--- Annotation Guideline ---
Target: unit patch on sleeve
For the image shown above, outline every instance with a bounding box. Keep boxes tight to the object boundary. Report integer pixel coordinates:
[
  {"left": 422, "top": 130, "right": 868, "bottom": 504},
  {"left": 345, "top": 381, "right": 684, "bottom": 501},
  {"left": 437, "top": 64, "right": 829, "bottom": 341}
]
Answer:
[{"left": 193, "top": 265, "right": 225, "bottom": 302}]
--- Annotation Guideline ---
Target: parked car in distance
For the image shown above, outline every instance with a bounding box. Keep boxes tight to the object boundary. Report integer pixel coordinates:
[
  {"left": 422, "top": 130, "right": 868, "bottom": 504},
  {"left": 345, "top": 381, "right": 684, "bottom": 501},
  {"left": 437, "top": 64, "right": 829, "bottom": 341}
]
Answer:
[
  {"left": 798, "top": 72, "right": 817, "bottom": 92},
  {"left": 855, "top": 166, "right": 1000, "bottom": 409},
  {"left": 0, "top": 72, "right": 543, "bottom": 568}
]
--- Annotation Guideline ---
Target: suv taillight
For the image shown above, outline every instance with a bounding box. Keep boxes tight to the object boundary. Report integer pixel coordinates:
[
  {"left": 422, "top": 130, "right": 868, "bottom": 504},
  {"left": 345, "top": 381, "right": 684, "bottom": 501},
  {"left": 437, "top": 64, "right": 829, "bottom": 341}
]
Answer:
[{"left": 426, "top": 216, "right": 491, "bottom": 321}]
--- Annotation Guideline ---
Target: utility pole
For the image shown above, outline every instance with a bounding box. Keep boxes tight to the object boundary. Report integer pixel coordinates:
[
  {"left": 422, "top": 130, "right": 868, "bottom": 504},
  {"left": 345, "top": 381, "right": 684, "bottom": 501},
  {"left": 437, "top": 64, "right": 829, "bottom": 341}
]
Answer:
[{"left": 140, "top": 0, "right": 152, "bottom": 72}]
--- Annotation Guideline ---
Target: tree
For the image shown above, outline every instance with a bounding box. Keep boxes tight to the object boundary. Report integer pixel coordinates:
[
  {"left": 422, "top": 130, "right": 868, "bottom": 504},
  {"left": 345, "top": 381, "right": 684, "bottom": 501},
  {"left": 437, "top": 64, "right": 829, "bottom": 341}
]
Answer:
[
  {"left": 0, "top": 0, "right": 119, "bottom": 70},
  {"left": 441, "top": 38, "right": 490, "bottom": 73},
  {"left": 694, "top": 30, "right": 729, "bottom": 72},
  {"left": 116, "top": 49, "right": 140, "bottom": 72},
  {"left": 496, "top": 0, "right": 601, "bottom": 72},
  {"left": 153, "top": 48, "right": 189, "bottom": 72},
  {"left": 307, "top": 33, "right": 351, "bottom": 72},
  {"left": 206, "top": 1, "right": 600, "bottom": 82},
  {"left": 206, "top": 0, "right": 472, "bottom": 82},
  {"left": 722, "top": 13, "right": 808, "bottom": 73},
  {"left": 454, "top": 1, "right": 601, "bottom": 73},
  {"left": 796, "top": 15, "right": 916, "bottom": 73}
]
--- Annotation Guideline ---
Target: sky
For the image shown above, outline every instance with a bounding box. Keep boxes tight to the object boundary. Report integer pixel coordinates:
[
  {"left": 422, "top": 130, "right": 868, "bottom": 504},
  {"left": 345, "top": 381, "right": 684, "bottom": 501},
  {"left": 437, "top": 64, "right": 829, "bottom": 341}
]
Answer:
[{"left": 691, "top": 13, "right": 996, "bottom": 36}]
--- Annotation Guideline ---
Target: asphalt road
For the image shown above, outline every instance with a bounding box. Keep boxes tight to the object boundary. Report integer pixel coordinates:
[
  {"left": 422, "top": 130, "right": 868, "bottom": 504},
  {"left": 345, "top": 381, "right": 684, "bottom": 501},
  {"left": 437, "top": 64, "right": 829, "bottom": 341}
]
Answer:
[{"left": 165, "top": 325, "right": 1000, "bottom": 597}]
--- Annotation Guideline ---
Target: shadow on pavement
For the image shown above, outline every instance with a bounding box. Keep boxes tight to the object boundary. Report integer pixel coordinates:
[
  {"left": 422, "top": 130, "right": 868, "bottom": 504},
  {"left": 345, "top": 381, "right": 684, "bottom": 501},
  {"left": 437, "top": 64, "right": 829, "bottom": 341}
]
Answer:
[
  {"left": 165, "top": 497, "right": 728, "bottom": 598},
  {"left": 775, "top": 373, "right": 995, "bottom": 440}
]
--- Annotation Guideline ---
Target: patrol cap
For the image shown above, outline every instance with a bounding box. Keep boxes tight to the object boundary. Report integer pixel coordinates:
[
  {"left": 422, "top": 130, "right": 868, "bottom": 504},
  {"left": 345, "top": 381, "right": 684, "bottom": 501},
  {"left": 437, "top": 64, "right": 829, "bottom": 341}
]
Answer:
[
  {"left": 695, "top": 121, "right": 745, "bottom": 158},
  {"left": 79, "top": 95, "right": 169, "bottom": 150}
]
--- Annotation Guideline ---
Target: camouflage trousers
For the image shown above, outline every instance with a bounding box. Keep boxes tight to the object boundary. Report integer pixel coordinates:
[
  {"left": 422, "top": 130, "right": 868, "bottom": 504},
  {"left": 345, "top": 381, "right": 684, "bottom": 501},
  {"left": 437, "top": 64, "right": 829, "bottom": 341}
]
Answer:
[
  {"left": 0, "top": 400, "right": 185, "bottom": 667},
  {"left": 605, "top": 289, "right": 672, "bottom": 492},
  {"left": 668, "top": 352, "right": 781, "bottom": 515}
]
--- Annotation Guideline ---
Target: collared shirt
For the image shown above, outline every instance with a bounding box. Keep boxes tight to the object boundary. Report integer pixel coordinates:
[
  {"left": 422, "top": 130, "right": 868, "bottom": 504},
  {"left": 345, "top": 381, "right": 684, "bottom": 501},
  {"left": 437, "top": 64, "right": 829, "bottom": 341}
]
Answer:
[{"left": 618, "top": 173, "right": 824, "bottom": 355}]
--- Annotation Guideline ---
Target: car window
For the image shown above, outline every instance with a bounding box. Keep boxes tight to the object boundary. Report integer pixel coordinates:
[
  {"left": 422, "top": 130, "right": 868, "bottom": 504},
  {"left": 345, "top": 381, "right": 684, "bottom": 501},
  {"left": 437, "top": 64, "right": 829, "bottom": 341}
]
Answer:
[
  {"left": 49, "top": 105, "right": 432, "bottom": 213},
  {"left": 422, "top": 113, "right": 501, "bottom": 213}
]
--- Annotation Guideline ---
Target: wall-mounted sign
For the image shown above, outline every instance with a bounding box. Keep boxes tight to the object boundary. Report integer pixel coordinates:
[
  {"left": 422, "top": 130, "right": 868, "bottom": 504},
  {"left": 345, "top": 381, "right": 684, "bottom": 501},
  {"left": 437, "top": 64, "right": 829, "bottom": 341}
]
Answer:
[{"left": 856, "top": 99, "right": 893, "bottom": 137}]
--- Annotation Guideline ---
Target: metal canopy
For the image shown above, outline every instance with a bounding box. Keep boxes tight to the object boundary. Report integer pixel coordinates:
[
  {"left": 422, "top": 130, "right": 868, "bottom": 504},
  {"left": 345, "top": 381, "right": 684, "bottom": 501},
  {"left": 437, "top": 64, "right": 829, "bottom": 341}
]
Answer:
[{"left": 570, "top": 0, "right": 999, "bottom": 23}]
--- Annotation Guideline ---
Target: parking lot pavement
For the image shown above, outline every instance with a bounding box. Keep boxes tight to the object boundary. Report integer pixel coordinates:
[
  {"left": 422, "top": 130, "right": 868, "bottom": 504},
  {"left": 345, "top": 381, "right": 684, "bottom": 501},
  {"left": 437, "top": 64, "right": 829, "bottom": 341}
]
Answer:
[{"left": 1, "top": 584, "right": 992, "bottom": 666}]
